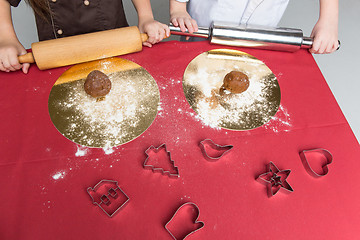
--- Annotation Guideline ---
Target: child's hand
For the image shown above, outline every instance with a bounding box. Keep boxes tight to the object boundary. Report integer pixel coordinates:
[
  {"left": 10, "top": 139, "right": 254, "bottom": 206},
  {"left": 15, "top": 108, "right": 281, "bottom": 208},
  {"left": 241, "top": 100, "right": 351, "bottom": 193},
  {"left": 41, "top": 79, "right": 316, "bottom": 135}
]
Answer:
[
  {"left": 0, "top": 39, "right": 30, "bottom": 73},
  {"left": 310, "top": 19, "right": 339, "bottom": 54},
  {"left": 170, "top": 11, "right": 198, "bottom": 34},
  {"left": 139, "top": 18, "right": 170, "bottom": 48}
]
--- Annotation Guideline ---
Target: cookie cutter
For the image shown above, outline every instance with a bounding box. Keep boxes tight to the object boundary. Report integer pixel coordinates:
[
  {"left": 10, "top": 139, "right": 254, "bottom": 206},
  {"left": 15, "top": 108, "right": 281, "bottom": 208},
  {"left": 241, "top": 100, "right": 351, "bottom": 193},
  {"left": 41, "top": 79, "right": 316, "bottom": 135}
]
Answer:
[
  {"left": 87, "top": 180, "right": 130, "bottom": 217},
  {"left": 165, "top": 202, "right": 205, "bottom": 240},
  {"left": 257, "top": 162, "right": 293, "bottom": 197},
  {"left": 199, "top": 139, "right": 233, "bottom": 161},
  {"left": 144, "top": 144, "right": 180, "bottom": 178},
  {"left": 299, "top": 148, "right": 333, "bottom": 177}
]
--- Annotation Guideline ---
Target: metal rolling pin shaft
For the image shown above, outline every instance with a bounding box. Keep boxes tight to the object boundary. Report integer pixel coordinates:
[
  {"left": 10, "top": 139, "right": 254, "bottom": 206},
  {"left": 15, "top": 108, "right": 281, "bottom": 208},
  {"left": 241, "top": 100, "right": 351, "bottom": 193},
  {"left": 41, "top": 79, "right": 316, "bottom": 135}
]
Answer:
[{"left": 169, "top": 22, "right": 314, "bottom": 52}]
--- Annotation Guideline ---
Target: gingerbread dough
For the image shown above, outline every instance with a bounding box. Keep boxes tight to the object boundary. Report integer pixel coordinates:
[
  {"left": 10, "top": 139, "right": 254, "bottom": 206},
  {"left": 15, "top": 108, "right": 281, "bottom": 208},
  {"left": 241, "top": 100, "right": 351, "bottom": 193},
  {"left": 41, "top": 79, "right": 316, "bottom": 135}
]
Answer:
[
  {"left": 219, "top": 71, "right": 249, "bottom": 95},
  {"left": 84, "top": 70, "right": 112, "bottom": 98}
]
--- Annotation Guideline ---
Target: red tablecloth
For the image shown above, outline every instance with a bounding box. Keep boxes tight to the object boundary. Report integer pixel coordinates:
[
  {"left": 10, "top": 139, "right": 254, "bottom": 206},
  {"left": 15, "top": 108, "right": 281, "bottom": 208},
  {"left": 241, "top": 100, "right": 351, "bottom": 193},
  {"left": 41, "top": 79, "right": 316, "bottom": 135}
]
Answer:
[{"left": 1, "top": 41, "right": 359, "bottom": 239}]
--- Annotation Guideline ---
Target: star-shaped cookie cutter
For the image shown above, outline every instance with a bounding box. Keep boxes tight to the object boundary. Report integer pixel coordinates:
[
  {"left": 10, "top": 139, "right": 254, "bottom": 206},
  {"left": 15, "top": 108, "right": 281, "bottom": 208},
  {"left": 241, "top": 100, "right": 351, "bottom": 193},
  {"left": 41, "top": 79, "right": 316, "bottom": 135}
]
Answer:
[
  {"left": 257, "top": 162, "right": 293, "bottom": 197},
  {"left": 143, "top": 144, "right": 180, "bottom": 178}
]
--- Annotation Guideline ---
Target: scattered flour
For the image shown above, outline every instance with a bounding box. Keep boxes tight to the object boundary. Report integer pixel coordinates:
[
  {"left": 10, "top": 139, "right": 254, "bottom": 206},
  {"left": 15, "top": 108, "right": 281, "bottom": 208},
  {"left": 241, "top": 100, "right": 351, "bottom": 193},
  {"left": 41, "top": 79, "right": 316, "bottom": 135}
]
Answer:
[
  {"left": 52, "top": 170, "right": 66, "bottom": 180},
  {"left": 103, "top": 145, "right": 115, "bottom": 155},
  {"left": 264, "top": 104, "right": 292, "bottom": 132},
  {"left": 75, "top": 145, "right": 88, "bottom": 157}
]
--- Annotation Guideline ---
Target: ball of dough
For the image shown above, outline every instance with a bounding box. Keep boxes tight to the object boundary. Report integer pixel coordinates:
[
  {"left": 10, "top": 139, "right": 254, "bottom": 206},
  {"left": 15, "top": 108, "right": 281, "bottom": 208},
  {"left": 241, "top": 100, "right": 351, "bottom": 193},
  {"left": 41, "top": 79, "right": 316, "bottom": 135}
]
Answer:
[
  {"left": 220, "top": 71, "right": 249, "bottom": 95},
  {"left": 84, "top": 70, "right": 112, "bottom": 98}
]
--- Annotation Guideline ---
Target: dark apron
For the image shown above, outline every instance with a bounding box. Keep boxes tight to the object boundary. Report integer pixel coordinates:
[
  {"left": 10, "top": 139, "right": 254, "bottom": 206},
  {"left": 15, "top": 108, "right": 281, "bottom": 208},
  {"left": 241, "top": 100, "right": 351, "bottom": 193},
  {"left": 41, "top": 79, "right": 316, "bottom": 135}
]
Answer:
[{"left": 8, "top": 0, "right": 129, "bottom": 41}]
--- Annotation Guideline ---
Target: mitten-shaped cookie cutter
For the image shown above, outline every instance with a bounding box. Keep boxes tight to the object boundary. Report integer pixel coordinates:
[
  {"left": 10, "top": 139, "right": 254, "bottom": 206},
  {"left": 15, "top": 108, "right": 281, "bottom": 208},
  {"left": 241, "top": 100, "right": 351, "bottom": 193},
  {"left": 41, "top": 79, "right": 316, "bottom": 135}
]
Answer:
[{"left": 165, "top": 202, "right": 205, "bottom": 240}]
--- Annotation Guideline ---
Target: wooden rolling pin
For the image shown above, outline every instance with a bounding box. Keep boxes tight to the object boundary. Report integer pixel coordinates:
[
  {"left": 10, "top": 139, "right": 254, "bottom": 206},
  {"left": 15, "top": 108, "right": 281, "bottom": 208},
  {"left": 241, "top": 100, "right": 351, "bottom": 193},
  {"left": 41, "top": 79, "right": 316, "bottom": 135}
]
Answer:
[{"left": 18, "top": 26, "right": 149, "bottom": 70}]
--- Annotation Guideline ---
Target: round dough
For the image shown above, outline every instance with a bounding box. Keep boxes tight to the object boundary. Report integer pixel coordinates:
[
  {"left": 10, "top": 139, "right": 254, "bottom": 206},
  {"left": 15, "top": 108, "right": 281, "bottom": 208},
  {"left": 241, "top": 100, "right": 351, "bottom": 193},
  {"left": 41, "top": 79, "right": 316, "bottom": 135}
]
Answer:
[
  {"left": 220, "top": 70, "right": 249, "bottom": 95},
  {"left": 84, "top": 70, "right": 112, "bottom": 98}
]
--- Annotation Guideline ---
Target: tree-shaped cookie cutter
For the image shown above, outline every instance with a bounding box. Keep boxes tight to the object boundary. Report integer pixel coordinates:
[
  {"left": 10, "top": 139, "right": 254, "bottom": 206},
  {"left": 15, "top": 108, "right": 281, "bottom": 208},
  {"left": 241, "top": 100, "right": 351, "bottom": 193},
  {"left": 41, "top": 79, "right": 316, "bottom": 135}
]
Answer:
[{"left": 143, "top": 144, "right": 180, "bottom": 178}]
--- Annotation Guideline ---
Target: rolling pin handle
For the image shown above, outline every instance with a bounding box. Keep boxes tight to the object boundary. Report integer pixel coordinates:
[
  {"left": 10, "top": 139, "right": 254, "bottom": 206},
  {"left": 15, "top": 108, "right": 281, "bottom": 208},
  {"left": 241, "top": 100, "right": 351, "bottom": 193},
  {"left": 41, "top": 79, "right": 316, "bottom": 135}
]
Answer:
[
  {"left": 301, "top": 37, "right": 313, "bottom": 49},
  {"left": 140, "top": 32, "right": 170, "bottom": 43},
  {"left": 301, "top": 37, "right": 341, "bottom": 51},
  {"left": 169, "top": 23, "right": 210, "bottom": 38},
  {"left": 18, "top": 52, "right": 35, "bottom": 64},
  {"left": 141, "top": 33, "right": 149, "bottom": 43},
  {"left": 336, "top": 40, "right": 341, "bottom": 50}
]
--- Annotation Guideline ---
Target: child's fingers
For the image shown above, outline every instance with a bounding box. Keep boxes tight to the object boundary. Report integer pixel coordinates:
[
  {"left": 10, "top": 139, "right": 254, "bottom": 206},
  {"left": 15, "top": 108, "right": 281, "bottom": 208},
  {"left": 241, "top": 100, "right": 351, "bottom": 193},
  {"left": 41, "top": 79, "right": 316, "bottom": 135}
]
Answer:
[
  {"left": 158, "top": 28, "right": 166, "bottom": 42},
  {"left": 161, "top": 23, "right": 170, "bottom": 38},
  {"left": 22, "top": 63, "right": 30, "bottom": 74},
  {"left": 318, "top": 40, "right": 328, "bottom": 54},
  {"left": 148, "top": 31, "right": 161, "bottom": 44},
  {"left": 310, "top": 38, "right": 321, "bottom": 54},
  {"left": 9, "top": 55, "right": 22, "bottom": 70},
  {"left": 326, "top": 40, "right": 338, "bottom": 53},
  {"left": 156, "top": 30, "right": 162, "bottom": 42},
  {"left": 165, "top": 25, "right": 170, "bottom": 37},
  {"left": 146, "top": 34, "right": 156, "bottom": 44},
  {"left": 2, "top": 57, "right": 17, "bottom": 71},
  {"left": 177, "top": 18, "right": 187, "bottom": 32},
  {"left": 184, "top": 18, "right": 194, "bottom": 33},
  {"left": 191, "top": 19, "right": 198, "bottom": 32},
  {"left": 142, "top": 41, "right": 152, "bottom": 48},
  {"left": 0, "top": 48, "right": 23, "bottom": 71},
  {"left": 325, "top": 42, "right": 334, "bottom": 54},
  {"left": 0, "top": 61, "right": 6, "bottom": 72},
  {"left": 171, "top": 18, "right": 179, "bottom": 27}
]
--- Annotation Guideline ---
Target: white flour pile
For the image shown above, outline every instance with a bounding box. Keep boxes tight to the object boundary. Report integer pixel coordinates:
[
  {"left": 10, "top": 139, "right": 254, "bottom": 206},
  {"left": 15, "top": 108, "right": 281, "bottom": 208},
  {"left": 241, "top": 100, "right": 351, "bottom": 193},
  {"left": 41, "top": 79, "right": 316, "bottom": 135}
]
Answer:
[
  {"left": 56, "top": 68, "right": 159, "bottom": 147},
  {"left": 52, "top": 170, "right": 66, "bottom": 180},
  {"left": 75, "top": 145, "right": 88, "bottom": 156}
]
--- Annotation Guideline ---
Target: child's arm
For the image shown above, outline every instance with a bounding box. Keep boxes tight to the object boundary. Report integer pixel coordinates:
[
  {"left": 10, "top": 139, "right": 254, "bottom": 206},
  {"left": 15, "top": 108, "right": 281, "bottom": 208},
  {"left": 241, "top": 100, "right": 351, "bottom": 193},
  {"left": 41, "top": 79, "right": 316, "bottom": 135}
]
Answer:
[
  {"left": 131, "top": 0, "right": 170, "bottom": 47},
  {"left": 169, "top": 0, "right": 198, "bottom": 34},
  {"left": 310, "top": 0, "right": 339, "bottom": 54},
  {"left": 0, "top": 0, "right": 29, "bottom": 73}
]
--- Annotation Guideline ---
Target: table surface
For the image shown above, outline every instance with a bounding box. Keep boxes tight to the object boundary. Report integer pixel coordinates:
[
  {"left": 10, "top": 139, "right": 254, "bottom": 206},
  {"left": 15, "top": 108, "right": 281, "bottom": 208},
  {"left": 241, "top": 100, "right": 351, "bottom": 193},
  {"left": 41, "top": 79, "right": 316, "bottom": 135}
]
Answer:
[{"left": 1, "top": 41, "right": 359, "bottom": 240}]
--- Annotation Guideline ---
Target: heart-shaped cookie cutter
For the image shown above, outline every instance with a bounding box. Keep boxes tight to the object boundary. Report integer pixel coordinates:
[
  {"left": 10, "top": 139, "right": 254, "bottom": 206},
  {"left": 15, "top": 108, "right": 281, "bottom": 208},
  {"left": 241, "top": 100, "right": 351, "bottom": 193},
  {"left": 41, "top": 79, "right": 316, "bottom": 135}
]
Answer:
[
  {"left": 299, "top": 148, "right": 333, "bottom": 177},
  {"left": 165, "top": 202, "right": 205, "bottom": 240},
  {"left": 199, "top": 139, "right": 233, "bottom": 161}
]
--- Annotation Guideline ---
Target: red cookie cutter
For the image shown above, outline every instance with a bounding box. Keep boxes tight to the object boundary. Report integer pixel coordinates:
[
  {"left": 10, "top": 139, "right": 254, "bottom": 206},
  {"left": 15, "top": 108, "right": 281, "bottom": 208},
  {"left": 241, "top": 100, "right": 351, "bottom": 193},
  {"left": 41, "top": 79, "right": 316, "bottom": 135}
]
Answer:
[
  {"left": 199, "top": 139, "right": 233, "bottom": 161},
  {"left": 165, "top": 202, "right": 205, "bottom": 240},
  {"left": 299, "top": 148, "right": 333, "bottom": 177}
]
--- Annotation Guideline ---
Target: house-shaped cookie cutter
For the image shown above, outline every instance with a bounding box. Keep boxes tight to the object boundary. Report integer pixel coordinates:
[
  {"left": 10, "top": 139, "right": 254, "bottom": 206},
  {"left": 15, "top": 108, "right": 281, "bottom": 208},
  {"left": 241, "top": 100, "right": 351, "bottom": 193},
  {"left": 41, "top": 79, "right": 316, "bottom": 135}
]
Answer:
[{"left": 87, "top": 180, "right": 130, "bottom": 217}]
